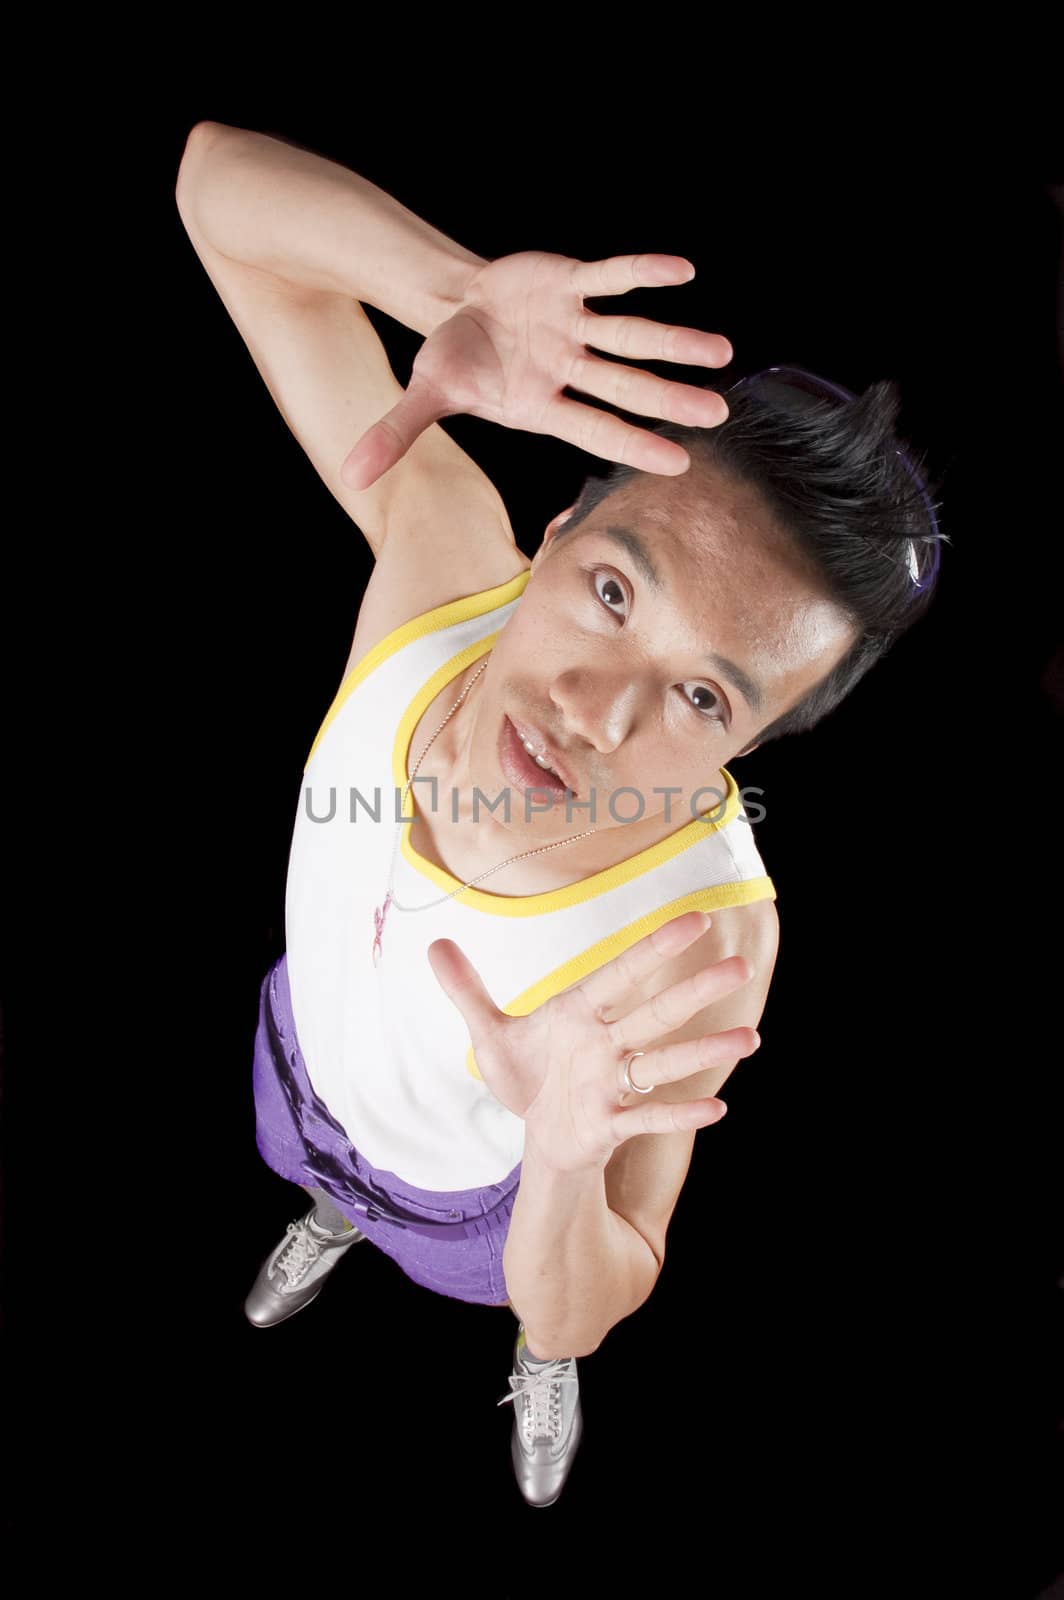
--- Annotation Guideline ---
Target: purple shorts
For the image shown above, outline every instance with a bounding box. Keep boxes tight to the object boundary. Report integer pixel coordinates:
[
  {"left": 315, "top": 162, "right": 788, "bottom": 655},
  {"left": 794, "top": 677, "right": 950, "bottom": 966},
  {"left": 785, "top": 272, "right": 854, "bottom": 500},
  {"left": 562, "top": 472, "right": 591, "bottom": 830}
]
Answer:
[{"left": 251, "top": 952, "right": 521, "bottom": 1307}]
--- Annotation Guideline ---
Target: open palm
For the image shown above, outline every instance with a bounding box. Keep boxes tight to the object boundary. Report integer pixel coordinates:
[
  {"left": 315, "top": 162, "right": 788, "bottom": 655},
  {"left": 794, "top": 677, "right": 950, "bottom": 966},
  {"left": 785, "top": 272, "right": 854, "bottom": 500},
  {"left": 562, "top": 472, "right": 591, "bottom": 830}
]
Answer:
[
  {"left": 342, "top": 250, "right": 733, "bottom": 492},
  {"left": 427, "top": 909, "right": 760, "bottom": 1175}
]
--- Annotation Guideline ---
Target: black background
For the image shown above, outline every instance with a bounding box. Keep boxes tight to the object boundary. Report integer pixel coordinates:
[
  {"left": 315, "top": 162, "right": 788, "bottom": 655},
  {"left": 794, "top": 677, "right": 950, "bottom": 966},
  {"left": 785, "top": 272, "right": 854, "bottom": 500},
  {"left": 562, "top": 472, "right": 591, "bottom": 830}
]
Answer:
[{"left": 6, "top": 87, "right": 1062, "bottom": 1594}]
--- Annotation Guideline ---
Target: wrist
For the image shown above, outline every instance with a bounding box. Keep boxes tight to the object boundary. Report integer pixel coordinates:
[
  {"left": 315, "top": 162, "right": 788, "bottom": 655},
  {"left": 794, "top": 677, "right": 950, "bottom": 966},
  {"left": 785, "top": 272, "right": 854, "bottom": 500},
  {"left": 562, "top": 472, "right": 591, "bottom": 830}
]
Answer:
[
  {"left": 413, "top": 245, "right": 489, "bottom": 337},
  {"left": 522, "top": 1129, "right": 609, "bottom": 1183}
]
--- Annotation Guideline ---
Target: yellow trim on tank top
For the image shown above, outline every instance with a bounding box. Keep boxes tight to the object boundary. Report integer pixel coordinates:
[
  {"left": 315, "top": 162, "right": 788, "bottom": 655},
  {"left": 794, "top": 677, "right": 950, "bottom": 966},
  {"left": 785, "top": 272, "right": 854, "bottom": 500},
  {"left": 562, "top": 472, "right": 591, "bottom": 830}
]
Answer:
[
  {"left": 464, "top": 876, "right": 777, "bottom": 1081},
  {"left": 302, "top": 563, "right": 757, "bottom": 917},
  {"left": 387, "top": 603, "right": 758, "bottom": 916},
  {"left": 304, "top": 570, "right": 533, "bottom": 772},
  {"left": 393, "top": 641, "right": 748, "bottom": 915}
]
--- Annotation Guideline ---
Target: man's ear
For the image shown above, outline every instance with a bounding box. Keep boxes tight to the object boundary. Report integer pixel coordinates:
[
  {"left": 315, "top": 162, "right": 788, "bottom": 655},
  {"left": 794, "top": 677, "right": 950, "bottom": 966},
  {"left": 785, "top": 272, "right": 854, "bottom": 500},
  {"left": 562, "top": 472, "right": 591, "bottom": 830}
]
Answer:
[{"left": 531, "top": 504, "right": 577, "bottom": 571}]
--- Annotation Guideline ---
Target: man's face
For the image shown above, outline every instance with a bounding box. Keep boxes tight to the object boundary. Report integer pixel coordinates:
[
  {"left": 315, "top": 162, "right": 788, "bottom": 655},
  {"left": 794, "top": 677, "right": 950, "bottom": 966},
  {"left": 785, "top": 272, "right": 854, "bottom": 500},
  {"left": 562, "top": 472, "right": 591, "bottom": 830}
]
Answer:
[{"left": 472, "top": 461, "right": 858, "bottom": 836}]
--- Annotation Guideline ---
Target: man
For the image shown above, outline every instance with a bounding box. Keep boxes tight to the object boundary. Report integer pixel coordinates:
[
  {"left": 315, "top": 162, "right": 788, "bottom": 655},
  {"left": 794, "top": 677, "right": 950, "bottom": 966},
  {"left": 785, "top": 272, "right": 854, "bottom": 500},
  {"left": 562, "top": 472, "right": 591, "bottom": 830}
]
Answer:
[{"left": 175, "top": 120, "right": 943, "bottom": 1510}]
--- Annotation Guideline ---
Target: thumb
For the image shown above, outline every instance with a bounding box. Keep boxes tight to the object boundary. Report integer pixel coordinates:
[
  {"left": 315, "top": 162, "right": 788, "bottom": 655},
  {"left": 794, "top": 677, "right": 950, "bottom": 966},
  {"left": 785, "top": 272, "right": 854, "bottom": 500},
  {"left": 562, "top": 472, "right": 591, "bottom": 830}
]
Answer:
[
  {"left": 426, "top": 939, "right": 501, "bottom": 1039},
  {"left": 341, "top": 380, "right": 447, "bottom": 492}
]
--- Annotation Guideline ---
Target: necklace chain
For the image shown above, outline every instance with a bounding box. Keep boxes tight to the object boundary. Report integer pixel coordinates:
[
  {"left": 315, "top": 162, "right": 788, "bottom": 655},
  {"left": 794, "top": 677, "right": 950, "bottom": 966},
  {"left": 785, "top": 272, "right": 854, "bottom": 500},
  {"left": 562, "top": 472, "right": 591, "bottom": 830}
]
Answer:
[{"left": 382, "top": 656, "right": 598, "bottom": 916}]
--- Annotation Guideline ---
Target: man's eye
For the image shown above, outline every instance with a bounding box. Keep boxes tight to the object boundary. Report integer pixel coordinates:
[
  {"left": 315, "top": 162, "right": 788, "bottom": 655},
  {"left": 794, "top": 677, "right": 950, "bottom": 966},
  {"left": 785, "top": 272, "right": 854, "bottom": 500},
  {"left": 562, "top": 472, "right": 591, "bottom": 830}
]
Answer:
[
  {"left": 683, "top": 684, "right": 724, "bottom": 720},
  {"left": 591, "top": 569, "right": 628, "bottom": 614},
  {"left": 588, "top": 572, "right": 723, "bottom": 723}
]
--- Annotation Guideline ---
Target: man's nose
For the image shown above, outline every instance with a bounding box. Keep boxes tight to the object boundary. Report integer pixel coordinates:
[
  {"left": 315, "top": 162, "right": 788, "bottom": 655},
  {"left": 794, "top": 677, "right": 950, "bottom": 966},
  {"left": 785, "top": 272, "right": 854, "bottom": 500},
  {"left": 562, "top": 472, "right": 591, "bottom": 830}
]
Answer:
[{"left": 547, "top": 668, "right": 640, "bottom": 755}]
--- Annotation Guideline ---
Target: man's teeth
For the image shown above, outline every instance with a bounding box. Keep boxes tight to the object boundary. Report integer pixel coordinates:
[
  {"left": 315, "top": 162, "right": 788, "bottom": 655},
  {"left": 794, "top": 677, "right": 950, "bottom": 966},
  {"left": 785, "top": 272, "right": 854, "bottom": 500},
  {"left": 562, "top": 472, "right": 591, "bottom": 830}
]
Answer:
[{"left": 521, "top": 736, "right": 560, "bottom": 779}]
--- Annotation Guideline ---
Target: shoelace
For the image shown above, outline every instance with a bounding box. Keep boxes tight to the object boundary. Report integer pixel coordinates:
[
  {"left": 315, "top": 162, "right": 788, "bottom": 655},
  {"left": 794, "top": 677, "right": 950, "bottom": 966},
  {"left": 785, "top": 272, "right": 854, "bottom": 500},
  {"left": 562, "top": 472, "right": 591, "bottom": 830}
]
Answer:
[
  {"left": 497, "top": 1357, "right": 579, "bottom": 1442},
  {"left": 269, "top": 1220, "right": 339, "bottom": 1288}
]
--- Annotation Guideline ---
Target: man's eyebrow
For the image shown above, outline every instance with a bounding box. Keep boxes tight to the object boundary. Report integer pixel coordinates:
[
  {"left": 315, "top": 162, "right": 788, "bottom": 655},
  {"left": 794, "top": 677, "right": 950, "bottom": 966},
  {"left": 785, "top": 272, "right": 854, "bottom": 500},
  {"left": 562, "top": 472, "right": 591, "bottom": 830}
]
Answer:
[
  {"left": 602, "top": 524, "right": 666, "bottom": 592},
  {"left": 597, "top": 524, "right": 765, "bottom": 716}
]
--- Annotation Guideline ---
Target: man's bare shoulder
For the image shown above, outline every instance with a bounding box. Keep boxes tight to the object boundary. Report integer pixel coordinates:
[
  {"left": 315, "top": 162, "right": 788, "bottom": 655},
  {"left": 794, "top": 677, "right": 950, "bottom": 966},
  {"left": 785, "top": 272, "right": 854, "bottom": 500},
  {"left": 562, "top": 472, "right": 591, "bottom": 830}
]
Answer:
[
  {"left": 713, "top": 895, "right": 779, "bottom": 948},
  {"left": 685, "top": 897, "right": 778, "bottom": 983},
  {"left": 340, "top": 506, "right": 530, "bottom": 685},
  {"left": 651, "top": 898, "right": 778, "bottom": 1008}
]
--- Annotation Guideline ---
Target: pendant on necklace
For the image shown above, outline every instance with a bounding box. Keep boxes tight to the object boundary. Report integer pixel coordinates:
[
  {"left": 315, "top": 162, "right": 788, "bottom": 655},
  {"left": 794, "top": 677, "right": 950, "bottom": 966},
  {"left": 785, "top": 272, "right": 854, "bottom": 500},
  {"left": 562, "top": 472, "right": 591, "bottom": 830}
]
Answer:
[{"left": 372, "top": 891, "right": 392, "bottom": 967}]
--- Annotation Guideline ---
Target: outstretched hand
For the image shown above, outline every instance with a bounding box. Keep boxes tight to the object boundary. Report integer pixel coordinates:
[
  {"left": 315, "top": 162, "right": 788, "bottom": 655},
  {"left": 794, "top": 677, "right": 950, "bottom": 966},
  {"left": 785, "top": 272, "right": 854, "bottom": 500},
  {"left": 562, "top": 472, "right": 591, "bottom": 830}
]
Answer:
[
  {"left": 427, "top": 910, "right": 760, "bottom": 1175},
  {"left": 341, "top": 251, "right": 733, "bottom": 492}
]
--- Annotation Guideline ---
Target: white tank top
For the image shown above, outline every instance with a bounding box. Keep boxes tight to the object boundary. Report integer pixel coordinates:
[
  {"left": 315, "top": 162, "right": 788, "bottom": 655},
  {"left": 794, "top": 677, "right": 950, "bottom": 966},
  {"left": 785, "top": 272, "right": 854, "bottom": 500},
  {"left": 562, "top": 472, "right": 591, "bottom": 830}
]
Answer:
[{"left": 284, "top": 569, "right": 777, "bottom": 1191}]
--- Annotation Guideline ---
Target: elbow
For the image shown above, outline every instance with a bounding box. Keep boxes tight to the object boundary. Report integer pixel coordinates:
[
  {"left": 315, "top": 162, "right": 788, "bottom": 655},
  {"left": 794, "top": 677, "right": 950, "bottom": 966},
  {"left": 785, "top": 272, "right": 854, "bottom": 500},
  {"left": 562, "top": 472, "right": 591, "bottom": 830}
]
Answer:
[
  {"left": 186, "top": 119, "right": 225, "bottom": 147},
  {"left": 175, "top": 121, "right": 223, "bottom": 199}
]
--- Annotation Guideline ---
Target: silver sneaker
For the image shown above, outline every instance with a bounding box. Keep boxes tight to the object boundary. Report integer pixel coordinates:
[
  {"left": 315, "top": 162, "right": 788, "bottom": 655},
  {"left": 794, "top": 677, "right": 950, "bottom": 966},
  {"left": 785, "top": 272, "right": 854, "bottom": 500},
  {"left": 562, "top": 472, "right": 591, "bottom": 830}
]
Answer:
[
  {"left": 498, "top": 1324, "right": 583, "bottom": 1507},
  {"left": 244, "top": 1206, "right": 367, "bottom": 1328}
]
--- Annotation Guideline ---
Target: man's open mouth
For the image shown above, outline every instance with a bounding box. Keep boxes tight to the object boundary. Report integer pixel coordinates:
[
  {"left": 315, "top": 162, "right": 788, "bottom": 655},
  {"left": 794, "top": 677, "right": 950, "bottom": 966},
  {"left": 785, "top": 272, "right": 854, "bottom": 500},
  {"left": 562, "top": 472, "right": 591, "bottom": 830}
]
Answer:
[{"left": 498, "top": 715, "right": 576, "bottom": 800}]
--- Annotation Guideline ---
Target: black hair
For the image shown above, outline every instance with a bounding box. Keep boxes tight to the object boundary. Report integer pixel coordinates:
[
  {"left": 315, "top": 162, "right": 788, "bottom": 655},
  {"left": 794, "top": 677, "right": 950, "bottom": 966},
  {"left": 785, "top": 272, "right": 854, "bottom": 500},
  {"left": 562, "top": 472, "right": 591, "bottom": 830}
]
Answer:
[{"left": 551, "top": 376, "right": 950, "bottom": 750}]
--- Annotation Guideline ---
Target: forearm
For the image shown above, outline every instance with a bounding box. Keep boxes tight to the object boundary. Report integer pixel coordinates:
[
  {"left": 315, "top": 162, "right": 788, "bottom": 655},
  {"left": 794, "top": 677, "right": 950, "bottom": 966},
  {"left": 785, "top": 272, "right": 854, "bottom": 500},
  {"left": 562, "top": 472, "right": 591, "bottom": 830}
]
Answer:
[
  {"left": 176, "top": 121, "right": 486, "bottom": 337},
  {"left": 503, "top": 1137, "right": 659, "bottom": 1359}
]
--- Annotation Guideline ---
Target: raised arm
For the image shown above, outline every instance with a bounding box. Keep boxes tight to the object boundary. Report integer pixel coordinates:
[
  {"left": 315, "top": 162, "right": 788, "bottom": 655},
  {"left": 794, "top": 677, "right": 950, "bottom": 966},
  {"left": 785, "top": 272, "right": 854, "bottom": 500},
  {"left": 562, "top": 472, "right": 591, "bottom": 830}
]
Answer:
[
  {"left": 176, "top": 122, "right": 736, "bottom": 547},
  {"left": 179, "top": 121, "right": 484, "bottom": 338},
  {"left": 175, "top": 121, "right": 509, "bottom": 561}
]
